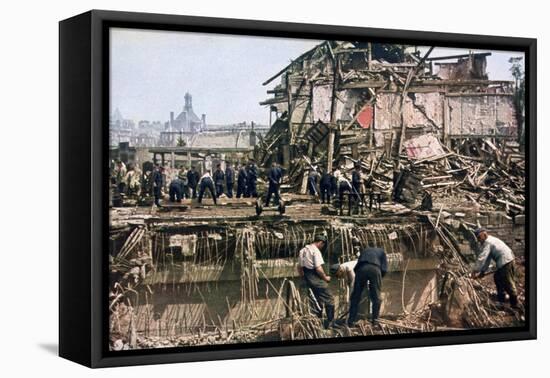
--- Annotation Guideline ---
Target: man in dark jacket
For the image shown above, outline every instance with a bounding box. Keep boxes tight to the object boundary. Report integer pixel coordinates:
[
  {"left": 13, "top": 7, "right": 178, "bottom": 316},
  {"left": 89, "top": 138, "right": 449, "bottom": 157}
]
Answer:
[
  {"left": 319, "top": 168, "right": 332, "bottom": 204},
  {"left": 265, "top": 161, "right": 282, "bottom": 206},
  {"left": 246, "top": 161, "right": 258, "bottom": 198},
  {"left": 307, "top": 168, "right": 320, "bottom": 197},
  {"left": 168, "top": 177, "right": 185, "bottom": 203},
  {"left": 186, "top": 166, "right": 199, "bottom": 199},
  {"left": 151, "top": 165, "right": 164, "bottom": 207},
  {"left": 348, "top": 246, "right": 388, "bottom": 326},
  {"left": 236, "top": 162, "right": 248, "bottom": 198},
  {"left": 225, "top": 163, "right": 235, "bottom": 198},
  {"left": 213, "top": 164, "right": 225, "bottom": 198}
]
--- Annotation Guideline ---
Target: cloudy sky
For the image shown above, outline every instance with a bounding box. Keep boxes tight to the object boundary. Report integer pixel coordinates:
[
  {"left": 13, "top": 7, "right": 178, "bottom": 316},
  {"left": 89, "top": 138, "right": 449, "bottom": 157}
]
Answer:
[{"left": 110, "top": 28, "right": 524, "bottom": 125}]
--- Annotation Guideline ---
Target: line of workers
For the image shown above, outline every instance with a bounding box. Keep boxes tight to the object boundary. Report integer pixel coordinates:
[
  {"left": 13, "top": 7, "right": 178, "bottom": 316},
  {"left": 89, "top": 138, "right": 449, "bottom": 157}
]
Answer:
[
  {"left": 112, "top": 158, "right": 365, "bottom": 208},
  {"left": 153, "top": 160, "right": 260, "bottom": 206}
]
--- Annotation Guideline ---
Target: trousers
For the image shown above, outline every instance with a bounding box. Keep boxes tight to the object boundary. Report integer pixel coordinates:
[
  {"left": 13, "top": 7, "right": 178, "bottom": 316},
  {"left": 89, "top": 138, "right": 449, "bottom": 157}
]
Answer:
[{"left": 348, "top": 263, "right": 382, "bottom": 324}]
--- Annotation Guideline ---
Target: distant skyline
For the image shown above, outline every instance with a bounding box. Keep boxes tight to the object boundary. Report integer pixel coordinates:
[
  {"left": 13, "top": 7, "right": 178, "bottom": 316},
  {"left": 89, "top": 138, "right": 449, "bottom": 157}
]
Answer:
[{"left": 110, "top": 28, "right": 524, "bottom": 125}]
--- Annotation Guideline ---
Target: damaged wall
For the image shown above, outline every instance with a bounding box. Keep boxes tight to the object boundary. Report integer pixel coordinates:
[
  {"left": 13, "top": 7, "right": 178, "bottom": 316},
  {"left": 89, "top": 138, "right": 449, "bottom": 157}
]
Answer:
[{"left": 447, "top": 94, "right": 518, "bottom": 137}]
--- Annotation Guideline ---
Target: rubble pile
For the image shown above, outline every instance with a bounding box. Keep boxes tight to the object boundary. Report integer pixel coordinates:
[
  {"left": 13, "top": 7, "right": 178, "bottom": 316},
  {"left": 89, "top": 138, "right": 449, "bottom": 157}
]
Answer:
[{"left": 255, "top": 40, "right": 523, "bottom": 216}]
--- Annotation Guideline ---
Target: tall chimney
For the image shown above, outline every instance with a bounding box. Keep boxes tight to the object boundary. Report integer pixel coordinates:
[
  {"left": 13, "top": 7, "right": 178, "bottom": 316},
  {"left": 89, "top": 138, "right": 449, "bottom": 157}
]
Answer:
[
  {"left": 170, "top": 111, "right": 174, "bottom": 132},
  {"left": 201, "top": 114, "right": 206, "bottom": 131}
]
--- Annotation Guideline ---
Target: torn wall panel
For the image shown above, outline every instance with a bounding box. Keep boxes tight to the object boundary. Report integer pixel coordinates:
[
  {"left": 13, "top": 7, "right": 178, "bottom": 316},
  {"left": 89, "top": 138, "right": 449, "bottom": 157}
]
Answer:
[
  {"left": 447, "top": 95, "right": 517, "bottom": 136},
  {"left": 334, "top": 89, "right": 361, "bottom": 122},
  {"left": 312, "top": 84, "right": 333, "bottom": 123},
  {"left": 404, "top": 92, "right": 443, "bottom": 129},
  {"left": 403, "top": 133, "right": 446, "bottom": 160}
]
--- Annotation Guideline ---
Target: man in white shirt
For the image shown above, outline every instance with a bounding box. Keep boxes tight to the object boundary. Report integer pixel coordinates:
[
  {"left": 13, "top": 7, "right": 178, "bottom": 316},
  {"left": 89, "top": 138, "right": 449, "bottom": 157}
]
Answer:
[
  {"left": 472, "top": 228, "right": 518, "bottom": 308},
  {"left": 197, "top": 171, "right": 217, "bottom": 205},
  {"left": 331, "top": 260, "right": 357, "bottom": 292},
  {"left": 297, "top": 234, "right": 334, "bottom": 328}
]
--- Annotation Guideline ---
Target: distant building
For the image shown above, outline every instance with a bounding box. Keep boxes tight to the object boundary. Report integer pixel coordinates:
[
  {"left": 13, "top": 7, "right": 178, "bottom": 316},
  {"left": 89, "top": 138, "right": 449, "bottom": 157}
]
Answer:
[
  {"left": 169, "top": 92, "right": 207, "bottom": 133},
  {"left": 110, "top": 108, "right": 135, "bottom": 130},
  {"left": 109, "top": 108, "right": 160, "bottom": 147}
]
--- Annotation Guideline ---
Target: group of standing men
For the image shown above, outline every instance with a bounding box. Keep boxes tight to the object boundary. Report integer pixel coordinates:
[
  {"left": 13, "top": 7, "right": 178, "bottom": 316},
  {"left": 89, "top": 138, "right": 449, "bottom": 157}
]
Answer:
[
  {"left": 159, "top": 160, "right": 260, "bottom": 206},
  {"left": 307, "top": 163, "right": 364, "bottom": 206},
  {"left": 210, "top": 160, "right": 259, "bottom": 200}
]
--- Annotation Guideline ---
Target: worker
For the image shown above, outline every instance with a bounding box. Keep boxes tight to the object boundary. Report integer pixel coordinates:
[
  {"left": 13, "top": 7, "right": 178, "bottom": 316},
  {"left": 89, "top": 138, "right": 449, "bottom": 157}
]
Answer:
[
  {"left": 114, "top": 160, "right": 127, "bottom": 193},
  {"left": 337, "top": 174, "right": 353, "bottom": 207},
  {"left": 246, "top": 160, "right": 258, "bottom": 198},
  {"left": 330, "top": 167, "right": 339, "bottom": 200},
  {"left": 319, "top": 167, "right": 332, "bottom": 204},
  {"left": 330, "top": 237, "right": 362, "bottom": 293},
  {"left": 265, "top": 161, "right": 282, "bottom": 206},
  {"left": 348, "top": 246, "right": 388, "bottom": 327},
  {"left": 307, "top": 167, "right": 320, "bottom": 197},
  {"left": 151, "top": 165, "right": 164, "bottom": 207},
  {"left": 178, "top": 168, "right": 189, "bottom": 199},
  {"left": 472, "top": 228, "right": 518, "bottom": 308},
  {"left": 297, "top": 234, "right": 335, "bottom": 328},
  {"left": 124, "top": 163, "right": 141, "bottom": 196},
  {"left": 168, "top": 176, "right": 185, "bottom": 203},
  {"left": 197, "top": 171, "right": 217, "bottom": 205},
  {"left": 213, "top": 163, "right": 225, "bottom": 198},
  {"left": 236, "top": 162, "right": 248, "bottom": 198},
  {"left": 352, "top": 163, "right": 362, "bottom": 197},
  {"left": 225, "top": 162, "right": 235, "bottom": 198},
  {"left": 186, "top": 166, "right": 199, "bottom": 199}
]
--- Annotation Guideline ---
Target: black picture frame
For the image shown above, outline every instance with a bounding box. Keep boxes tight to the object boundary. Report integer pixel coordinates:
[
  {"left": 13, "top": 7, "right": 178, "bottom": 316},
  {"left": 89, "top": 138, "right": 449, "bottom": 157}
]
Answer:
[{"left": 59, "top": 9, "right": 537, "bottom": 368}]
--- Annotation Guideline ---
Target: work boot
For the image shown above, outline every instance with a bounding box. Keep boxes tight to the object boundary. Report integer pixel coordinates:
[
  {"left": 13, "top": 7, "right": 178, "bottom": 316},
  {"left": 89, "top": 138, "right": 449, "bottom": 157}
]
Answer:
[{"left": 323, "top": 319, "right": 333, "bottom": 329}]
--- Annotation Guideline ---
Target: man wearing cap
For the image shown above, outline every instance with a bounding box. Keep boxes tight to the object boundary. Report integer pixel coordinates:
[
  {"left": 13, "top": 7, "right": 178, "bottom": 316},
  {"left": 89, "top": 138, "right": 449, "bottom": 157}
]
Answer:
[
  {"left": 178, "top": 167, "right": 189, "bottom": 199},
  {"left": 472, "top": 228, "right": 518, "bottom": 308},
  {"left": 213, "top": 164, "right": 225, "bottom": 198},
  {"left": 307, "top": 167, "right": 320, "bottom": 197},
  {"left": 187, "top": 166, "right": 199, "bottom": 199},
  {"left": 151, "top": 164, "right": 164, "bottom": 207},
  {"left": 246, "top": 160, "right": 258, "bottom": 198},
  {"left": 348, "top": 246, "right": 388, "bottom": 327},
  {"left": 297, "top": 234, "right": 335, "bottom": 328},
  {"left": 319, "top": 167, "right": 332, "bottom": 204},
  {"left": 265, "top": 161, "right": 282, "bottom": 206},
  {"left": 225, "top": 162, "right": 235, "bottom": 198},
  {"left": 236, "top": 162, "right": 248, "bottom": 198}
]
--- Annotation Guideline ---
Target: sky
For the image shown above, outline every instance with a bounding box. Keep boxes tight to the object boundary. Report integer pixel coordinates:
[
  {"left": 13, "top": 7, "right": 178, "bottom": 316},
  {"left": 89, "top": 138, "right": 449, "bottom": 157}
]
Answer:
[{"left": 110, "top": 28, "right": 524, "bottom": 125}]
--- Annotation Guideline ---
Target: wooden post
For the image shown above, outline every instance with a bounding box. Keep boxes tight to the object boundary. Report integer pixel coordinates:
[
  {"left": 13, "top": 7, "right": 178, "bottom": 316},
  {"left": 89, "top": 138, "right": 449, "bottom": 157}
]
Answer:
[
  {"left": 300, "top": 143, "right": 314, "bottom": 194},
  {"left": 282, "top": 144, "right": 290, "bottom": 169},
  {"left": 443, "top": 89, "right": 450, "bottom": 147},
  {"left": 367, "top": 42, "right": 372, "bottom": 70},
  {"left": 327, "top": 128, "right": 335, "bottom": 172},
  {"left": 327, "top": 53, "right": 339, "bottom": 173},
  {"left": 286, "top": 72, "right": 294, "bottom": 144}
]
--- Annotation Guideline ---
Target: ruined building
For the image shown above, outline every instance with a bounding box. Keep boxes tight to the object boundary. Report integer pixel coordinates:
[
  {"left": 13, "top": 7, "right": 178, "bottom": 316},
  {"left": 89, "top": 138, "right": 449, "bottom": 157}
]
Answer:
[{"left": 256, "top": 42, "right": 518, "bottom": 171}]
